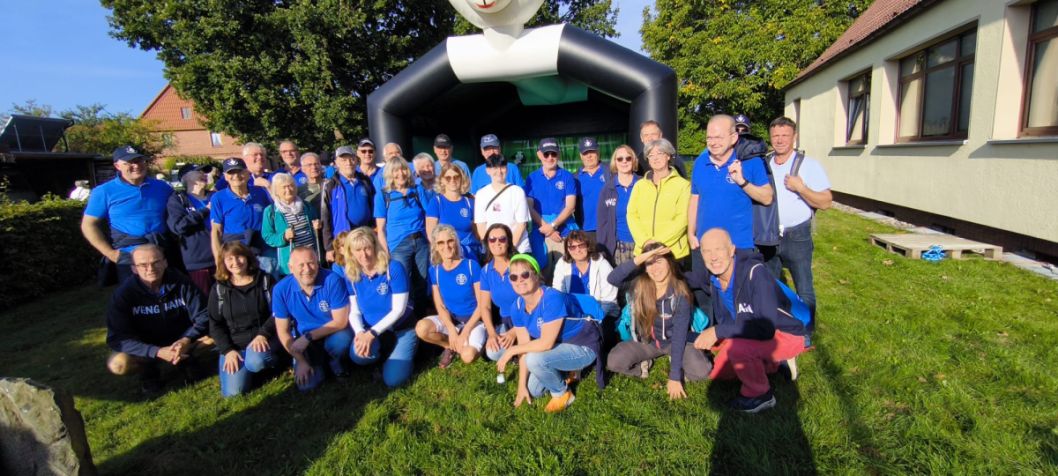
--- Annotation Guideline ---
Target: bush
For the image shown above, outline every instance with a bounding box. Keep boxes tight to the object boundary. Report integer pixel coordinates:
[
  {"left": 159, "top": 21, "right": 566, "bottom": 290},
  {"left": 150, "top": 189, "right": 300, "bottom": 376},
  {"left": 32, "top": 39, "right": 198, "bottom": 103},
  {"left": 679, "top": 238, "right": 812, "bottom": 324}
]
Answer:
[
  {"left": 156, "top": 155, "right": 218, "bottom": 175},
  {"left": 0, "top": 197, "right": 97, "bottom": 310}
]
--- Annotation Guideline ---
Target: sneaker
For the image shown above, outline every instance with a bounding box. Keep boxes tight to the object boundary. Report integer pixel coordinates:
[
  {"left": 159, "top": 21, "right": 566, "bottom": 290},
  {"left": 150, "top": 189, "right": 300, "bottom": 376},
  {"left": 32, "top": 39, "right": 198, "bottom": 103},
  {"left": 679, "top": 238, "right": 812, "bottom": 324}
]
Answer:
[
  {"left": 778, "top": 358, "right": 799, "bottom": 382},
  {"left": 544, "top": 391, "right": 576, "bottom": 413},
  {"left": 639, "top": 360, "right": 653, "bottom": 379},
  {"left": 729, "top": 391, "right": 776, "bottom": 413},
  {"left": 438, "top": 349, "right": 457, "bottom": 369}
]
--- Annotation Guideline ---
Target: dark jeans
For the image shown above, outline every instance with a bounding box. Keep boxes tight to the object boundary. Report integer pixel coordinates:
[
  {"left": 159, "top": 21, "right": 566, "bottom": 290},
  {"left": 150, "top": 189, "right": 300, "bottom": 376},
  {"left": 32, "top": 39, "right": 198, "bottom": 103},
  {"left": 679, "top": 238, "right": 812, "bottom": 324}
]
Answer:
[
  {"left": 762, "top": 220, "right": 816, "bottom": 317},
  {"left": 390, "top": 232, "right": 429, "bottom": 305}
]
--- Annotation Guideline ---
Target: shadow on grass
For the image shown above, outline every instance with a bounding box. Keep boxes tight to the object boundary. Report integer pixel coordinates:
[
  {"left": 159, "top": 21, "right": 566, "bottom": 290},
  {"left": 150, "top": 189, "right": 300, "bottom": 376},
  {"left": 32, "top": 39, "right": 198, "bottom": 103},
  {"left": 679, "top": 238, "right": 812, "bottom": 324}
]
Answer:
[
  {"left": 706, "top": 378, "right": 817, "bottom": 475},
  {"left": 96, "top": 378, "right": 388, "bottom": 475}
]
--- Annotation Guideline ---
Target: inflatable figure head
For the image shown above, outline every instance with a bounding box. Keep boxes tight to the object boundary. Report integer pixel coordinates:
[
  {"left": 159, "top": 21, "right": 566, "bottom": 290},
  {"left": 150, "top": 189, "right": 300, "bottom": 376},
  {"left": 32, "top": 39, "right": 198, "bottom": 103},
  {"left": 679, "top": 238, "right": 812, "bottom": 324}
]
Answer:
[{"left": 449, "top": 0, "right": 545, "bottom": 30}]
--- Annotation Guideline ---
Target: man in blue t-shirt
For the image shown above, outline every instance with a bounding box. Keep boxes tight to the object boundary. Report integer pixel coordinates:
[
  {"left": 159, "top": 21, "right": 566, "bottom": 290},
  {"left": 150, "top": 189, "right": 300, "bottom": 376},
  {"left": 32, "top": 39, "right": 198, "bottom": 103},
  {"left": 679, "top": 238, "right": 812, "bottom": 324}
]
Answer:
[
  {"left": 525, "top": 137, "right": 578, "bottom": 276},
  {"left": 575, "top": 136, "right": 608, "bottom": 241},
  {"left": 320, "top": 145, "right": 376, "bottom": 262},
  {"left": 82, "top": 145, "right": 174, "bottom": 284},
  {"left": 431, "top": 134, "right": 470, "bottom": 178},
  {"left": 277, "top": 140, "right": 308, "bottom": 185},
  {"left": 470, "top": 134, "right": 524, "bottom": 193},
  {"left": 273, "top": 247, "right": 353, "bottom": 391}
]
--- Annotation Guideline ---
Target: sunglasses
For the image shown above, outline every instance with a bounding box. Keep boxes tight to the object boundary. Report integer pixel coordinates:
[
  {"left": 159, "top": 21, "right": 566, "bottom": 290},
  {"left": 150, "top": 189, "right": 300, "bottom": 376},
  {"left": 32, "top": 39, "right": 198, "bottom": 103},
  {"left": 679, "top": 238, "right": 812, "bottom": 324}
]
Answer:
[
  {"left": 443, "top": 175, "right": 461, "bottom": 182},
  {"left": 358, "top": 149, "right": 375, "bottom": 154},
  {"left": 508, "top": 271, "right": 534, "bottom": 282},
  {"left": 542, "top": 152, "right": 558, "bottom": 158},
  {"left": 615, "top": 155, "right": 634, "bottom": 163},
  {"left": 568, "top": 242, "right": 588, "bottom": 251},
  {"left": 488, "top": 236, "right": 508, "bottom": 243}
]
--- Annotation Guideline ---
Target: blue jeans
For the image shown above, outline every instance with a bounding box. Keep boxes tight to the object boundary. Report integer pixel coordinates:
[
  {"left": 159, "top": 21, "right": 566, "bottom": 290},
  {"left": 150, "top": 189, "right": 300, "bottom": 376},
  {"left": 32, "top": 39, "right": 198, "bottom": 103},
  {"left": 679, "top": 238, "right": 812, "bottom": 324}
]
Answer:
[
  {"left": 217, "top": 346, "right": 279, "bottom": 398},
  {"left": 763, "top": 220, "right": 816, "bottom": 315},
  {"left": 524, "top": 343, "right": 597, "bottom": 397},
  {"left": 390, "top": 233, "right": 429, "bottom": 296},
  {"left": 349, "top": 327, "right": 418, "bottom": 388},
  {"left": 484, "top": 323, "right": 509, "bottom": 362},
  {"left": 295, "top": 329, "right": 353, "bottom": 391}
]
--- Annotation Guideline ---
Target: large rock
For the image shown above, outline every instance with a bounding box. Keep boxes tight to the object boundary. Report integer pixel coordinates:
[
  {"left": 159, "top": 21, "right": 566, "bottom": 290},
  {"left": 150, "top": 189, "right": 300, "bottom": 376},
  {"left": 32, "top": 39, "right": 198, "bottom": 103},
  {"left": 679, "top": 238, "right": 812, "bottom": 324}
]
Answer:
[{"left": 0, "top": 378, "right": 95, "bottom": 475}]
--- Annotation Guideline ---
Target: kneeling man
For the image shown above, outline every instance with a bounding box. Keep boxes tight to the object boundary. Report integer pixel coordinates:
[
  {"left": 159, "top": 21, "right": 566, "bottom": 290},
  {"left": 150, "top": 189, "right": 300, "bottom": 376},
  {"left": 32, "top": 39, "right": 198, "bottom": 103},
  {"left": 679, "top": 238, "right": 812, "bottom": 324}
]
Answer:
[
  {"left": 106, "top": 244, "right": 212, "bottom": 394},
  {"left": 693, "top": 228, "right": 809, "bottom": 413},
  {"left": 272, "top": 247, "right": 353, "bottom": 391}
]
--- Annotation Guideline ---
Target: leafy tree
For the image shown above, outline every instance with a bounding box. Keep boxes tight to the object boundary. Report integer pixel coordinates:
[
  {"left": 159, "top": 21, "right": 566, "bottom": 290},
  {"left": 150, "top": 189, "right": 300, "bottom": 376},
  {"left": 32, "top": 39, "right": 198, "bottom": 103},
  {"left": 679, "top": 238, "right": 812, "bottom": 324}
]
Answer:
[
  {"left": 454, "top": 0, "right": 619, "bottom": 37},
  {"left": 4, "top": 100, "right": 168, "bottom": 156},
  {"left": 7, "top": 99, "right": 54, "bottom": 119},
  {"left": 642, "top": 0, "right": 871, "bottom": 153}
]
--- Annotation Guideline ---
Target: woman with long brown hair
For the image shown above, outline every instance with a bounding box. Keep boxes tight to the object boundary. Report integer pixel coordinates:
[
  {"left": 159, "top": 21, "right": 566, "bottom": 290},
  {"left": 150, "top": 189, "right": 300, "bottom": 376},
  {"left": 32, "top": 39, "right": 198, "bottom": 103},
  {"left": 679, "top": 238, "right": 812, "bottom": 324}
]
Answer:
[{"left": 605, "top": 241, "right": 712, "bottom": 400}]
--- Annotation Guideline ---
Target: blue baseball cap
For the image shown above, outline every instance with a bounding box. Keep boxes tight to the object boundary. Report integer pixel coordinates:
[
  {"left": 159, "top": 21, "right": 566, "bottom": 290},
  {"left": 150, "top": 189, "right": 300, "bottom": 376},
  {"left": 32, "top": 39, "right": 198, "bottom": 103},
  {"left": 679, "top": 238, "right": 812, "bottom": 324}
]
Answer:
[
  {"left": 578, "top": 137, "right": 598, "bottom": 154},
  {"left": 221, "top": 157, "right": 247, "bottom": 173},
  {"left": 734, "top": 114, "right": 751, "bottom": 129},
  {"left": 480, "top": 134, "right": 500, "bottom": 149},
  {"left": 538, "top": 137, "right": 560, "bottom": 154},
  {"left": 112, "top": 145, "right": 145, "bottom": 163}
]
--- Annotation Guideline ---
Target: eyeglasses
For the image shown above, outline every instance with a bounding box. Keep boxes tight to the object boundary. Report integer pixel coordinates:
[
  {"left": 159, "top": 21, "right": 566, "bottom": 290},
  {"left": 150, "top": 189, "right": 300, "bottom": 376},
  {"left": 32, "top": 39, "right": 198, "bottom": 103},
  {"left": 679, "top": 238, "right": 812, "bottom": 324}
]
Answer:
[
  {"left": 542, "top": 152, "right": 558, "bottom": 159},
  {"left": 508, "top": 271, "right": 534, "bottom": 282},
  {"left": 647, "top": 152, "right": 670, "bottom": 159},
  {"left": 442, "top": 175, "right": 460, "bottom": 182},
  {"left": 614, "top": 155, "right": 634, "bottom": 163},
  {"left": 437, "top": 238, "right": 457, "bottom": 247},
  {"left": 568, "top": 242, "right": 588, "bottom": 251},
  {"left": 133, "top": 259, "right": 165, "bottom": 270},
  {"left": 358, "top": 149, "right": 375, "bottom": 154},
  {"left": 488, "top": 236, "right": 508, "bottom": 243}
]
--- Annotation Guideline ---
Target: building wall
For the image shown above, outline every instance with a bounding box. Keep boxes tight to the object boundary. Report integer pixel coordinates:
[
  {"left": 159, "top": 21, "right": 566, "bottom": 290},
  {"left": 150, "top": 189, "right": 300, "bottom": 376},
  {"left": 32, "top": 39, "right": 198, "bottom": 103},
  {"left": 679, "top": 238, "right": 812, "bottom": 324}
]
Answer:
[
  {"left": 141, "top": 84, "right": 243, "bottom": 160},
  {"left": 163, "top": 130, "right": 242, "bottom": 160},
  {"left": 784, "top": 0, "right": 1058, "bottom": 247}
]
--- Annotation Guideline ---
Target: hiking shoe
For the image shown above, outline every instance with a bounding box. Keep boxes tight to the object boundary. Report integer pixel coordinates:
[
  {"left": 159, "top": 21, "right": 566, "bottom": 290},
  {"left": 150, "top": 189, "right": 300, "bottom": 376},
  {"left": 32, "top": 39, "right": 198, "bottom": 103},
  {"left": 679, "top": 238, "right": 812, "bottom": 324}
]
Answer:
[
  {"left": 778, "top": 358, "right": 799, "bottom": 382},
  {"left": 639, "top": 360, "right": 653, "bottom": 379},
  {"left": 545, "top": 391, "right": 576, "bottom": 413},
  {"left": 729, "top": 391, "right": 776, "bottom": 413},
  {"left": 438, "top": 349, "right": 457, "bottom": 369}
]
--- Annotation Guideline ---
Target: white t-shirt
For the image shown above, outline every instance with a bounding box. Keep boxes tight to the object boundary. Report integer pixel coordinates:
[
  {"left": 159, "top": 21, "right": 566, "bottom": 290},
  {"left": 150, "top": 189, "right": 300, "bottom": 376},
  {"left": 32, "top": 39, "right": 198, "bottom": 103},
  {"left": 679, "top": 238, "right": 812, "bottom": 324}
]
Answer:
[
  {"left": 474, "top": 183, "right": 531, "bottom": 253},
  {"left": 770, "top": 152, "right": 831, "bottom": 228}
]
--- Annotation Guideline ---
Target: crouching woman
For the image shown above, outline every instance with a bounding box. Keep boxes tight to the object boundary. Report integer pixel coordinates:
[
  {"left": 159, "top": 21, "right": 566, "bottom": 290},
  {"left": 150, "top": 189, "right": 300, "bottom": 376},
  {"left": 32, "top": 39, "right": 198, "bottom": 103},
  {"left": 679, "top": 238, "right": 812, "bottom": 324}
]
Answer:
[{"left": 496, "top": 254, "right": 600, "bottom": 413}]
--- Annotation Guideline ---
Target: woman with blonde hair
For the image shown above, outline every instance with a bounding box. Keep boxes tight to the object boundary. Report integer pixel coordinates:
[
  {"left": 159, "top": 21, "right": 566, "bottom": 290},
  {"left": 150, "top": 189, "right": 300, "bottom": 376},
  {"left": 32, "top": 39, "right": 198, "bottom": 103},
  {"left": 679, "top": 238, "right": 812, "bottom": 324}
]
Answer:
[
  {"left": 425, "top": 163, "right": 480, "bottom": 259},
  {"left": 595, "top": 145, "right": 641, "bottom": 265},
  {"left": 341, "top": 227, "right": 418, "bottom": 387},
  {"left": 415, "top": 225, "right": 487, "bottom": 368},
  {"left": 373, "top": 156, "right": 429, "bottom": 302},
  {"left": 262, "top": 173, "right": 321, "bottom": 276}
]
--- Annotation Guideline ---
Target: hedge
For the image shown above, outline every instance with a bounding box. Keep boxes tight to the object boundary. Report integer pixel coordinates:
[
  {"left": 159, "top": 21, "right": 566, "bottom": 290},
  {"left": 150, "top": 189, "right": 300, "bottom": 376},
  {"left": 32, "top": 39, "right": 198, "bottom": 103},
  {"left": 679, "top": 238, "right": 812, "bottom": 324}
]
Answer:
[{"left": 0, "top": 197, "right": 97, "bottom": 310}]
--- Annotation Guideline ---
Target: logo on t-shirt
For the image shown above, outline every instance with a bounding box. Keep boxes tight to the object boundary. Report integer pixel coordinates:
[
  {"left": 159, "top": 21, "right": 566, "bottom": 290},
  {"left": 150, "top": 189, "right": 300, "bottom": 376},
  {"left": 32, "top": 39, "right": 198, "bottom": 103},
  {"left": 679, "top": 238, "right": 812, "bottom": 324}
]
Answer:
[
  {"left": 605, "top": 198, "right": 616, "bottom": 207},
  {"left": 599, "top": 175, "right": 606, "bottom": 183},
  {"left": 456, "top": 273, "right": 467, "bottom": 285},
  {"left": 725, "top": 175, "right": 735, "bottom": 185},
  {"left": 737, "top": 303, "right": 753, "bottom": 313},
  {"left": 253, "top": 204, "right": 264, "bottom": 212},
  {"left": 319, "top": 300, "right": 330, "bottom": 312},
  {"left": 536, "top": 317, "right": 545, "bottom": 332},
  {"left": 376, "top": 282, "right": 389, "bottom": 295},
  {"left": 460, "top": 208, "right": 469, "bottom": 218},
  {"left": 556, "top": 181, "right": 565, "bottom": 191},
  {"left": 491, "top": 203, "right": 502, "bottom": 212}
]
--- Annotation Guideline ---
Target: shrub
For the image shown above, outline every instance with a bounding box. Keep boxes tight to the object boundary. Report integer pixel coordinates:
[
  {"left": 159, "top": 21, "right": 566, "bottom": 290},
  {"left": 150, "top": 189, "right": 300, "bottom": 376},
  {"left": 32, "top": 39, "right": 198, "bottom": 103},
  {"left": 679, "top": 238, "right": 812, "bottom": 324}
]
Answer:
[
  {"left": 0, "top": 196, "right": 97, "bottom": 310},
  {"left": 156, "top": 155, "right": 218, "bottom": 175}
]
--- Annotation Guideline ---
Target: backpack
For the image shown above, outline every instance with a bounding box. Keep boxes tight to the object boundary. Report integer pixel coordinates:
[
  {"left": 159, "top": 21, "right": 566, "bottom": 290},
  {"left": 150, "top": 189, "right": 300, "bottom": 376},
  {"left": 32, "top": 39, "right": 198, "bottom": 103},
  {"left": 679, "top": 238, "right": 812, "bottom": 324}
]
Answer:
[
  {"left": 383, "top": 188, "right": 423, "bottom": 211},
  {"left": 734, "top": 134, "right": 779, "bottom": 247},
  {"left": 747, "top": 263, "right": 812, "bottom": 346}
]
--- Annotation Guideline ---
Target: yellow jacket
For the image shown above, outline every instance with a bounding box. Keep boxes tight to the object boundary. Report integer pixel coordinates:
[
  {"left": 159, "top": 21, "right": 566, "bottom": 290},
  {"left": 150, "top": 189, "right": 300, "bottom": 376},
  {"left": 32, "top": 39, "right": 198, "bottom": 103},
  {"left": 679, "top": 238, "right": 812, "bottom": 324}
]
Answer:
[{"left": 627, "top": 167, "right": 691, "bottom": 259}]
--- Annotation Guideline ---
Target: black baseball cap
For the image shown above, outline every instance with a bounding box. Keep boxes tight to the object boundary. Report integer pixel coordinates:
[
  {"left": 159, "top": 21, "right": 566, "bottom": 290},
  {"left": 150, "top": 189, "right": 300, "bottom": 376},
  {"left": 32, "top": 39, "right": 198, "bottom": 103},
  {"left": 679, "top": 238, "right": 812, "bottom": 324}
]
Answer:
[
  {"left": 222, "top": 157, "right": 247, "bottom": 173},
  {"left": 434, "top": 134, "right": 453, "bottom": 148},
  {"left": 112, "top": 145, "right": 145, "bottom": 163},
  {"left": 578, "top": 137, "right": 599, "bottom": 154},
  {"left": 539, "top": 138, "right": 560, "bottom": 154}
]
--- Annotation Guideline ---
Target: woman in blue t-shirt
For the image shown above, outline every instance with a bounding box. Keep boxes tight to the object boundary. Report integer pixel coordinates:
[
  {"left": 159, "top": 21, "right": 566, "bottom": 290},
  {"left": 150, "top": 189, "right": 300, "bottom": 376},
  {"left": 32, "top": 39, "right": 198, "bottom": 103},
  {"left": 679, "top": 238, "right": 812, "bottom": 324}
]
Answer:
[
  {"left": 340, "top": 227, "right": 418, "bottom": 388},
  {"left": 415, "top": 225, "right": 487, "bottom": 368},
  {"left": 373, "top": 157, "right": 429, "bottom": 302},
  {"left": 596, "top": 145, "right": 641, "bottom": 266},
  {"left": 495, "top": 254, "right": 600, "bottom": 413},
  {"left": 479, "top": 223, "right": 518, "bottom": 361},
  {"left": 425, "top": 164, "right": 480, "bottom": 260}
]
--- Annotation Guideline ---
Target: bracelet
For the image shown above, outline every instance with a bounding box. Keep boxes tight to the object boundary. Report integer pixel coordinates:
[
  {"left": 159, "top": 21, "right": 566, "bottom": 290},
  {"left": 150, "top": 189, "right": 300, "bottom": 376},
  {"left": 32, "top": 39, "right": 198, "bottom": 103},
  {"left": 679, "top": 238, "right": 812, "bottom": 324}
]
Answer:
[
  {"left": 303, "top": 331, "right": 314, "bottom": 342},
  {"left": 738, "top": 180, "right": 749, "bottom": 188},
  {"left": 368, "top": 329, "right": 379, "bottom": 337}
]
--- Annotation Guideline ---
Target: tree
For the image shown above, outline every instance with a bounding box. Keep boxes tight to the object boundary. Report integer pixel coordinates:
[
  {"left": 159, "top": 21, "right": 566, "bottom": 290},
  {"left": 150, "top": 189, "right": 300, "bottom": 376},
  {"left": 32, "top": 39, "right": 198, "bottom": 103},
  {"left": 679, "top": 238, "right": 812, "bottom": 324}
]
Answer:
[
  {"left": 454, "top": 0, "right": 619, "bottom": 37},
  {"left": 642, "top": 0, "right": 871, "bottom": 154},
  {"left": 8, "top": 99, "right": 54, "bottom": 119}
]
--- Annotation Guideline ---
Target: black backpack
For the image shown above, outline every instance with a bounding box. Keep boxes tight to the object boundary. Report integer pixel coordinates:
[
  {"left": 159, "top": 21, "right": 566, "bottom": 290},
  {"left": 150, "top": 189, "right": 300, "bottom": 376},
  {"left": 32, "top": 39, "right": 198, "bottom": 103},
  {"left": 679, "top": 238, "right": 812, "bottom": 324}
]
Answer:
[{"left": 733, "top": 134, "right": 780, "bottom": 247}]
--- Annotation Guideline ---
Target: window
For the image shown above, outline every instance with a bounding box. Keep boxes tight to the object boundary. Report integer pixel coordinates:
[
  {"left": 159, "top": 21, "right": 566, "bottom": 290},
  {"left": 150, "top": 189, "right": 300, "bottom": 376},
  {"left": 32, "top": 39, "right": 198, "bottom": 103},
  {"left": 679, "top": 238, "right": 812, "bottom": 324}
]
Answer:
[
  {"left": 210, "top": 132, "right": 223, "bottom": 147},
  {"left": 1023, "top": 0, "right": 1058, "bottom": 136},
  {"left": 845, "top": 72, "right": 870, "bottom": 144},
  {"left": 897, "top": 28, "right": 976, "bottom": 141},
  {"left": 180, "top": 107, "right": 192, "bottom": 120}
]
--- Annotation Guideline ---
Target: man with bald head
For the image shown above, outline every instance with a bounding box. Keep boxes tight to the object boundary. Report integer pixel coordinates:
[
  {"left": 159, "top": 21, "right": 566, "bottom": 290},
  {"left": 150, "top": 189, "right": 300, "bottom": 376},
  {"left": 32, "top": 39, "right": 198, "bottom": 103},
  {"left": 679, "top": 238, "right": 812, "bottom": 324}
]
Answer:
[
  {"left": 215, "top": 142, "right": 274, "bottom": 191},
  {"left": 688, "top": 228, "right": 808, "bottom": 413},
  {"left": 105, "top": 244, "right": 211, "bottom": 394}
]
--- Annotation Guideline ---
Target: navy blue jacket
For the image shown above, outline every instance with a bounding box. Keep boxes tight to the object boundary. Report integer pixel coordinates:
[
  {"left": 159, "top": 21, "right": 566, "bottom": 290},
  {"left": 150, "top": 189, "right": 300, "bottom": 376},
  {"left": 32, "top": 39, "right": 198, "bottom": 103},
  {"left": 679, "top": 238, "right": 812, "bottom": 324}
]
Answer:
[
  {"left": 166, "top": 191, "right": 215, "bottom": 271},
  {"left": 687, "top": 249, "right": 806, "bottom": 340},
  {"left": 595, "top": 173, "right": 619, "bottom": 259},
  {"left": 106, "top": 269, "right": 210, "bottom": 358}
]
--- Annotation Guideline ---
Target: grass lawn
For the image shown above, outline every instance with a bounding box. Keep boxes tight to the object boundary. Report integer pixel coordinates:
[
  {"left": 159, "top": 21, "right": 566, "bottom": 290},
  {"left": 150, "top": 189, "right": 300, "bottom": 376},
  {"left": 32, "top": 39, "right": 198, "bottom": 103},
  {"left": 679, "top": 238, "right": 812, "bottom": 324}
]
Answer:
[{"left": 2, "top": 209, "right": 1057, "bottom": 475}]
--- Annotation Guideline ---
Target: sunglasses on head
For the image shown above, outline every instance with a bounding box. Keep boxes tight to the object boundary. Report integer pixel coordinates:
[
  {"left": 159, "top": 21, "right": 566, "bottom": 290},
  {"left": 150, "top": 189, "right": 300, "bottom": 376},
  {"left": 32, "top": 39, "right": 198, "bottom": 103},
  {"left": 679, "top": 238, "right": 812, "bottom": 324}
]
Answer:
[
  {"left": 508, "top": 271, "right": 534, "bottom": 282},
  {"left": 615, "top": 155, "right": 634, "bottom": 163},
  {"left": 488, "top": 235, "right": 508, "bottom": 243}
]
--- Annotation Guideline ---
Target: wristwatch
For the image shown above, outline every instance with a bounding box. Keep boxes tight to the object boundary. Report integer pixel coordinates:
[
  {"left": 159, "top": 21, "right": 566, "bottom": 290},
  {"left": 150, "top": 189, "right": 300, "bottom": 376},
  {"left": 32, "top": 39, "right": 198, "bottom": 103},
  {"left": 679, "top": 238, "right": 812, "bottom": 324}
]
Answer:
[
  {"left": 368, "top": 329, "right": 379, "bottom": 337},
  {"left": 738, "top": 180, "right": 749, "bottom": 188},
  {"left": 303, "top": 331, "right": 314, "bottom": 342}
]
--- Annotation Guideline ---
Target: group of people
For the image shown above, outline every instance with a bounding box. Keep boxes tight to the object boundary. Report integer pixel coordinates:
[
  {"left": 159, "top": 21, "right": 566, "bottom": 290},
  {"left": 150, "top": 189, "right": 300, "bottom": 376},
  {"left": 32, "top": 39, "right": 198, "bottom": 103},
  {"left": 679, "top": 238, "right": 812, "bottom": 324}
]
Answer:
[{"left": 86, "top": 113, "right": 833, "bottom": 414}]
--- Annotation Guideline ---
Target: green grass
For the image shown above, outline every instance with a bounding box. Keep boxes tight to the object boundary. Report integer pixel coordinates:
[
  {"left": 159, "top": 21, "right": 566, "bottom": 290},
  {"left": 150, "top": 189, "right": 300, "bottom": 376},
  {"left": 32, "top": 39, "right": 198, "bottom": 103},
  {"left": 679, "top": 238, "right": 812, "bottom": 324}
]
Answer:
[{"left": 2, "top": 210, "right": 1058, "bottom": 475}]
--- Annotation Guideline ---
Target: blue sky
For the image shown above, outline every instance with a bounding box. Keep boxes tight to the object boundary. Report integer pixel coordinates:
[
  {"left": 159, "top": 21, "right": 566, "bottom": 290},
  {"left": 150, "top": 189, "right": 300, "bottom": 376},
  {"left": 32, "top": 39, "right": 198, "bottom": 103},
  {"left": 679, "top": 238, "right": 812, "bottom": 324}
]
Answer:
[{"left": 0, "top": 0, "right": 652, "bottom": 117}]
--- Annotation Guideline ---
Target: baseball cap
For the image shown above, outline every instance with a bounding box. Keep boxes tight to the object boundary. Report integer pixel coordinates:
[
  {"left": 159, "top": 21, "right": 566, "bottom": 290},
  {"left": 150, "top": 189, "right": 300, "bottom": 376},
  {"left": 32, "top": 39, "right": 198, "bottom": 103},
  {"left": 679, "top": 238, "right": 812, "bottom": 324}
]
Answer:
[
  {"left": 112, "top": 145, "right": 145, "bottom": 163},
  {"left": 177, "top": 163, "right": 211, "bottom": 180},
  {"left": 734, "top": 114, "right": 751, "bottom": 129},
  {"left": 538, "top": 137, "right": 560, "bottom": 154},
  {"left": 335, "top": 145, "right": 355, "bottom": 157},
  {"left": 221, "top": 157, "right": 247, "bottom": 173},
  {"left": 356, "top": 138, "right": 375, "bottom": 149},
  {"left": 434, "top": 134, "right": 453, "bottom": 148},
  {"left": 578, "top": 137, "right": 598, "bottom": 154},
  {"left": 484, "top": 153, "right": 508, "bottom": 168},
  {"left": 480, "top": 134, "right": 500, "bottom": 149}
]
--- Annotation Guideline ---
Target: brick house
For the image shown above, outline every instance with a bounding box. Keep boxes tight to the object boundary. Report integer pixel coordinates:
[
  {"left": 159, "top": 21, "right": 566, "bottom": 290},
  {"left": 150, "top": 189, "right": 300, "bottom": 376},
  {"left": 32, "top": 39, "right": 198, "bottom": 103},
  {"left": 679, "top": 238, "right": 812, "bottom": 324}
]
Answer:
[{"left": 140, "top": 84, "right": 243, "bottom": 160}]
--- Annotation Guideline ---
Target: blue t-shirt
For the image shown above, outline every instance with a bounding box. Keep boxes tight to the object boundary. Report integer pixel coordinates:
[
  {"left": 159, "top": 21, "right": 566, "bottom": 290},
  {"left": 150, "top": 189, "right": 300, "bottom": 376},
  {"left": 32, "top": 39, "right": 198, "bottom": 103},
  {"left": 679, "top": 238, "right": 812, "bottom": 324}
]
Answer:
[
  {"left": 434, "top": 159, "right": 471, "bottom": 178},
  {"left": 214, "top": 171, "right": 273, "bottom": 191},
  {"left": 569, "top": 261, "right": 590, "bottom": 295},
  {"left": 429, "top": 259, "right": 481, "bottom": 320},
  {"left": 576, "top": 167, "right": 607, "bottom": 231},
  {"left": 277, "top": 167, "right": 308, "bottom": 186},
  {"left": 425, "top": 194, "right": 476, "bottom": 246},
  {"left": 331, "top": 174, "right": 373, "bottom": 231},
  {"left": 359, "top": 165, "right": 386, "bottom": 192},
  {"left": 615, "top": 176, "right": 639, "bottom": 243},
  {"left": 481, "top": 261, "right": 518, "bottom": 318},
  {"left": 525, "top": 168, "right": 578, "bottom": 236},
  {"left": 509, "top": 287, "right": 583, "bottom": 342},
  {"left": 209, "top": 186, "right": 272, "bottom": 235},
  {"left": 470, "top": 163, "right": 524, "bottom": 194},
  {"left": 272, "top": 269, "right": 349, "bottom": 335},
  {"left": 324, "top": 165, "right": 337, "bottom": 179},
  {"left": 690, "top": 149, "right": 768, "bottom": 249},
  {"left": 710, "top": 262, "right": 738, "bottom": 322},
  {"left": 373, "top": 186, "right": 427, "bottom": 250},
  {"left": 84, "top": 177, "right": 173, "bottom": 251},
  {"left": 349, "top": 261, "right": 410, "bottom": 326}
]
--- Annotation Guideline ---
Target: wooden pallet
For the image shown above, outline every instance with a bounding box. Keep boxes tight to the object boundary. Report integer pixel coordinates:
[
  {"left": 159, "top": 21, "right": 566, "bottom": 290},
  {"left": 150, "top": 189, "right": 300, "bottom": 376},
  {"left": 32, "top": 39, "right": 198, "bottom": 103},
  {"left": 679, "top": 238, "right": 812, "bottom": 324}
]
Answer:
[{"left": 869, "top": 233, "right": 1003, "bottom": 260}]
